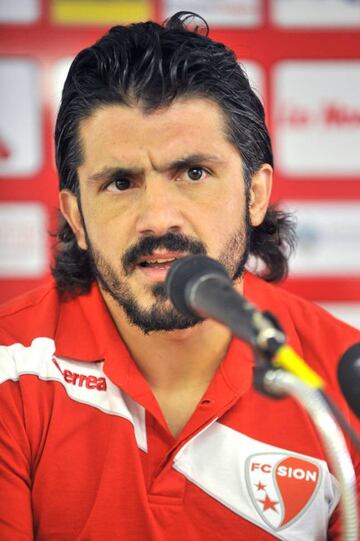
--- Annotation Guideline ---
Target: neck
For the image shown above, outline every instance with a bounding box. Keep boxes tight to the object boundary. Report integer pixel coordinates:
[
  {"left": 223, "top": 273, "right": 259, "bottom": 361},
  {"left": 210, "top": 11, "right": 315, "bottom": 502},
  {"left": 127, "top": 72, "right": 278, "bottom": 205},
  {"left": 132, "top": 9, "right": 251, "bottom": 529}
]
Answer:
[{"left": 99, "top": 279, "right": 244, "bottom": 391}]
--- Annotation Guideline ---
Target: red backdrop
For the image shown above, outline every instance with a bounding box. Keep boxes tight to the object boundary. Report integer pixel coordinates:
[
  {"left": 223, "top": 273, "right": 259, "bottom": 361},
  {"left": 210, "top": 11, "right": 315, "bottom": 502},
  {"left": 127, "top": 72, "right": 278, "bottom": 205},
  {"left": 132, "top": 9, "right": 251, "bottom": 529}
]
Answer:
[{"left": 0, "top": 0, "right": 359, "bottom": 312}]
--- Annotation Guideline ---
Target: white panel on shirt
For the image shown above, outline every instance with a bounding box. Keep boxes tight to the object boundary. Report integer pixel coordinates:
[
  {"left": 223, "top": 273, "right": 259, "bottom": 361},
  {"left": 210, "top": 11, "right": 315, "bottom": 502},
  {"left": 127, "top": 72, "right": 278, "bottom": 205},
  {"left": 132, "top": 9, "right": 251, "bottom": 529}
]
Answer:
[
  {"left": 173, "top": 422, "right": 340, "bottom": 540},
  {"left": 0, "top": 337, "right": 147, "bottom": 451}
]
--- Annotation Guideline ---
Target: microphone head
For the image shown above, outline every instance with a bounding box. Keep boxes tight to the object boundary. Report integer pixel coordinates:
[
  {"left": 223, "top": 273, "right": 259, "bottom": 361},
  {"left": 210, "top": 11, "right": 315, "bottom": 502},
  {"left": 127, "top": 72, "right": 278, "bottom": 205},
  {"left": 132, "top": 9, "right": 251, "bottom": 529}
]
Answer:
[
  {"left": 337, "top": 342, "right": 360, "bottom": 418},
  {"left": 166, "top": 255, "right": 230, "bottom": 317}
]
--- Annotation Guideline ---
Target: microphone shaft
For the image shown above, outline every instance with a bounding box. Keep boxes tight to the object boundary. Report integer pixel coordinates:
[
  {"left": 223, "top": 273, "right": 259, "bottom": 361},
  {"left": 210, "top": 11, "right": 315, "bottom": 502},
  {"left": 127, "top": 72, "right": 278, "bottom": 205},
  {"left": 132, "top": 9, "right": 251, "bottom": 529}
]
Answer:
[{"left": 186, "top": 274, "right": 261, "bottom": 346}]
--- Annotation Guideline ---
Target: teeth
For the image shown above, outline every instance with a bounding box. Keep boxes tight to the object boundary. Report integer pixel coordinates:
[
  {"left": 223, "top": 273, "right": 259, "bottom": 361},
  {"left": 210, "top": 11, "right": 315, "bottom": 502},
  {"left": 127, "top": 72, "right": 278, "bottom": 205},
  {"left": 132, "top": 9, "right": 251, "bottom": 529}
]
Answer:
[
  {"left": 139, "top": 257, "right": 176, "bottom": 267},
  {"left": 151, "top": 258, "right": 176, "bottom": 264}
]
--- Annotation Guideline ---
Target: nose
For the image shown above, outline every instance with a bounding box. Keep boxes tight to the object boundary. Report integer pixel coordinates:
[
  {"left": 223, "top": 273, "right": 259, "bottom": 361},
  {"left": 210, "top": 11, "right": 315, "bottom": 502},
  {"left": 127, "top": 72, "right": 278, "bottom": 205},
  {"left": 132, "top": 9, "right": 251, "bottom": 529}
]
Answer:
[{"left": 135, "top": 177, "right": 185, "bottom": 237}]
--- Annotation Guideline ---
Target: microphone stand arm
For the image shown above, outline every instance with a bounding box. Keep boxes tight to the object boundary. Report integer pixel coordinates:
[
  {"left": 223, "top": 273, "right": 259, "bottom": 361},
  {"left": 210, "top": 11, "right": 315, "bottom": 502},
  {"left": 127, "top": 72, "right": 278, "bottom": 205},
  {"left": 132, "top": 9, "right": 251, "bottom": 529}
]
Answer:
[{"left": 256, "top": 367, "right": 358, "bottom": 541}]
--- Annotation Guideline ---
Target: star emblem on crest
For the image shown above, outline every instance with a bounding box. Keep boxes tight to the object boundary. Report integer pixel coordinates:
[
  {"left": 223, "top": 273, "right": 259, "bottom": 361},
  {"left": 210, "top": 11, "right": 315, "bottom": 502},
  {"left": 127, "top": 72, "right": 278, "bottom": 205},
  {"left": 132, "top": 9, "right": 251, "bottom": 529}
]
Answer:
[
  {"left": 255, "top": 481, "right": 267, "bottom": 492},
  {"left": 257, "top": 493, "right": 279, "bottom": 513}
]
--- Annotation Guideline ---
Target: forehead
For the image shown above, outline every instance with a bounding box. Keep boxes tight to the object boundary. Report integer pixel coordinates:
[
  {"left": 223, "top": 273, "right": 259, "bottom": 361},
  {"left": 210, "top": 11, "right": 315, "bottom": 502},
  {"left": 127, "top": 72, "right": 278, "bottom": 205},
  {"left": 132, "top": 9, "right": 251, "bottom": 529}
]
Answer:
[{"left": 78, "top": 97, "right": 238, "bottom": 169}]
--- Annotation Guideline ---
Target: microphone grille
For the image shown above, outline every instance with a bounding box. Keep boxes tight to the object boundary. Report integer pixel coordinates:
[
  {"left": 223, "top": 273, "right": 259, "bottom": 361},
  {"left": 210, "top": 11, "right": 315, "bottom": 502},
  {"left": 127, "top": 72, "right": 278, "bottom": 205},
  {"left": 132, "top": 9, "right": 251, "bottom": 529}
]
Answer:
[
  {"left": 166, "top": 255, "right": 229, "bottom": 316},
  {"left": 337, "top": 342, "right": 360, "bottom": 418}
]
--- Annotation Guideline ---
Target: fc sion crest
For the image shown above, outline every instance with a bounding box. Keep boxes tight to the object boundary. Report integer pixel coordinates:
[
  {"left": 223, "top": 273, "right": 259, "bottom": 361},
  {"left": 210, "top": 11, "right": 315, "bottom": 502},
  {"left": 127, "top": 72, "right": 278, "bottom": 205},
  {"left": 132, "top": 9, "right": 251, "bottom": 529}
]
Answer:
[{"left": 245, "top": 453, "right": 321, "bottom": 530}]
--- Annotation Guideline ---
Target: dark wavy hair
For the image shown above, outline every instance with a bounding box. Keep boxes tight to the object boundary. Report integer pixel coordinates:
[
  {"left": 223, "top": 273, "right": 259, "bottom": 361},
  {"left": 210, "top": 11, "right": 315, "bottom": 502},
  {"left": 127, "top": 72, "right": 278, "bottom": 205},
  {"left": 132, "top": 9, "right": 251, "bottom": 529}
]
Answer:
[{"left": 53, "top": 12, "right": 296, "bottom": 295}]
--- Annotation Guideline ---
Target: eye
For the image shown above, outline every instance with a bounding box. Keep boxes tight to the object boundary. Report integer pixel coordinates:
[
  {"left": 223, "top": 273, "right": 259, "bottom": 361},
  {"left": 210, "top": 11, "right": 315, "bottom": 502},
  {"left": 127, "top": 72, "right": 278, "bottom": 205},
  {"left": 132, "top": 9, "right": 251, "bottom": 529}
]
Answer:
[
  {"left": 186, "top": 167, "right": 206, "bottom": 181},
  {"left": 106, "top": 178, "right": 131, "bottom": 192}
]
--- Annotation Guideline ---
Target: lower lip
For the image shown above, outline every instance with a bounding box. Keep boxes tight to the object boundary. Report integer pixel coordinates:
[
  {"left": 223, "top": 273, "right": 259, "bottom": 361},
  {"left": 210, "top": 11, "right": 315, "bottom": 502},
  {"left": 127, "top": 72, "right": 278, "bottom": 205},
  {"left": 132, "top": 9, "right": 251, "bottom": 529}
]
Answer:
[{"left": 136, "top": 264, "right": 173, "bottom": 282}]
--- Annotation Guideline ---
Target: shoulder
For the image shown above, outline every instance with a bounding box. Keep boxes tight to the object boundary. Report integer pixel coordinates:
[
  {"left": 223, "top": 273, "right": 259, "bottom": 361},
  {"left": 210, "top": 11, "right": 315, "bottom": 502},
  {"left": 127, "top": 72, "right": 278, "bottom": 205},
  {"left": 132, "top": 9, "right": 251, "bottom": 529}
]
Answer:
[
  {"left": 0, "top": 279, "right": 106, "bottom": 368},
  {"left": 245, "top": 271, "right": 358, "bottom": 338},
  {"left": 244, "top": 272, "right": 359, "bottom": 382},
  {"left": 0, "top": 278, "right": 62, "bottom": 346}
]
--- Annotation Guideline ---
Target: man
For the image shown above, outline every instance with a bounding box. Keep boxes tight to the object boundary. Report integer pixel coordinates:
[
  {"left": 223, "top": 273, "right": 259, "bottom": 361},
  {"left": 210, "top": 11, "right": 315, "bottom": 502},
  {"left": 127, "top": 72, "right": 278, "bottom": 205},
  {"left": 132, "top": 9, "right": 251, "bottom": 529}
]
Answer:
[{"left": 0, "top": 12, "right": 358, "bottom": 541}]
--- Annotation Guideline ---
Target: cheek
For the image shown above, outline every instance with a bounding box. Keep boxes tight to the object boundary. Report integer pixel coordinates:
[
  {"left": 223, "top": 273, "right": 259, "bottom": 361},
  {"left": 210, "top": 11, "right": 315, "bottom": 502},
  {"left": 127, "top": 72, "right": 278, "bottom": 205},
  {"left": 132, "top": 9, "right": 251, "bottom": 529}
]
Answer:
[
  {"left": 198, "top": 210, "right": 246, "bottom": 260},
  {"left": 81, "top": 205, "right": 131, "bottom": 256},
  {"left": 202, "top": 191, "right": 246, "bottom": 236}
]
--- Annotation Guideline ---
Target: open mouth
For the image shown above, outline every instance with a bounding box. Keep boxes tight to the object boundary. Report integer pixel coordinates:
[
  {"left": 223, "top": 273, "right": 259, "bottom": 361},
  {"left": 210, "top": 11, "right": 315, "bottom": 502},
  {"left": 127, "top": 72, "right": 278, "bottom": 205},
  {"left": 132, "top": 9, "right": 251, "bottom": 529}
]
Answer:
[
  {"left": 138, "top": 257, "right": 177, "bottom": 270},
  {"left": 135, "top": 253, "right": 186, "bottom": 277}
]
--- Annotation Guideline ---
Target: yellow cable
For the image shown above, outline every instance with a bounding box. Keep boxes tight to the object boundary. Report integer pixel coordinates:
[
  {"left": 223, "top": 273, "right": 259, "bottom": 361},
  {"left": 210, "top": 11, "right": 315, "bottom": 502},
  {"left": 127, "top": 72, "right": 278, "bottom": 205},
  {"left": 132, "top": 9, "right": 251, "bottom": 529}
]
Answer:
[{"left": 273, "top": 345, "right": 324, "bottom": 390}]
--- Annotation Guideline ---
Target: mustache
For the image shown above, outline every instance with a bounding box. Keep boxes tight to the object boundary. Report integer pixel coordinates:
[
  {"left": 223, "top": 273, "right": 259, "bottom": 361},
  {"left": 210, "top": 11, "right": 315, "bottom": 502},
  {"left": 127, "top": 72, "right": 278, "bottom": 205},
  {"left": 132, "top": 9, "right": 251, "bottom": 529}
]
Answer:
[{"left": 122, "top": 232, "right": 207, "bottom": 274}]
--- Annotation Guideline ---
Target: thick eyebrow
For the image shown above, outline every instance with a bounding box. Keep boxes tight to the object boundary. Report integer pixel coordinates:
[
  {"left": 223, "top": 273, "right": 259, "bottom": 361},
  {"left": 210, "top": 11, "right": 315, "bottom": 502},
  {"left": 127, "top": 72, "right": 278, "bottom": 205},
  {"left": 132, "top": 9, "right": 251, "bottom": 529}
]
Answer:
[
  {"left": 165, "top": 153, "right": 226, "bottom": 172},
  {"left": 87, "top": 153, "right": 225, "bottom": 183},
  {"left": 87, "top": 166, "right": 142, "bottom": 183}
]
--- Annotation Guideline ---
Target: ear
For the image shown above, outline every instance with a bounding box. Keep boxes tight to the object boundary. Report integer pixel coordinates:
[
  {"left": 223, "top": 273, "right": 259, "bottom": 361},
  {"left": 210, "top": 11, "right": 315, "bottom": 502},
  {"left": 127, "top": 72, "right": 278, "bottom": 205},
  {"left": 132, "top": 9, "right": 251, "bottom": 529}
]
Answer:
[
  {"left": 59, "top": 189, "right": 88, "bottom": 250},
  {"left": 248, "top": 164, "right": 273, "bottom": 227}
]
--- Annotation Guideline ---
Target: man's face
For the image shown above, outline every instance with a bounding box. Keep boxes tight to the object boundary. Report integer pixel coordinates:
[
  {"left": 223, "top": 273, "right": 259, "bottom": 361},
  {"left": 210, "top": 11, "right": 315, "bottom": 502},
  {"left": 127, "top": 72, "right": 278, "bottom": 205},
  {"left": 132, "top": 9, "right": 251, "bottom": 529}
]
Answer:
[{"left": 61, "top": 97, "right": 270, "bottom": 333}]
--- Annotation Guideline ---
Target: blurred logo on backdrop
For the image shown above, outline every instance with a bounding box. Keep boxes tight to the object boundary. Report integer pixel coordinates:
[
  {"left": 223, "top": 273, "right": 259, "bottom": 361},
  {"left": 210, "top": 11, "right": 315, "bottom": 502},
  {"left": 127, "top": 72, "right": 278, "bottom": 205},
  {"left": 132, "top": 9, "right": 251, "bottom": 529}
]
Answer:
[
  {"left": 0, "top": 60, "right": 42, "bottom": 177},
  {"left": 51, "top": 0, "right": 151, "bottom": 24},
  {"left": 240, "top": 60, "right": 265, "bottom": 106},
  {"left": 164, "top": 0, "right": 261, "bottom": 27},
  {"left": 285, "top": 202, "right": 360, "bottom": 277},
  {"left": 273, "top": 62, "right": 360, "bottom": 177},
  {"left": 0, "top": 204, "right": 47, "bottom": 278},
  {"left": 271, "top": 0, "right": 360, "bottom": 27},
  {"left": 0, "top": 0, "right": 40, "bottom": 23}
]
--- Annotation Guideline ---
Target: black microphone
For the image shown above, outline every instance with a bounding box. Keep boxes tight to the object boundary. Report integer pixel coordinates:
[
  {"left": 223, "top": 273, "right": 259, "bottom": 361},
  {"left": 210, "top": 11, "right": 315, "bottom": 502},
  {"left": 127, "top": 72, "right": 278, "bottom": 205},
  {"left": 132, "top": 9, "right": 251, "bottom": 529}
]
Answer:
[
  {"left": 166, "top": 256, "right": 360, "bottom": 451},
  {"left": 166, "top": 255, "right": 284, "bottom": 352},
  {"left": 338, "top": 342, "right": 360, "bottom": 419}
]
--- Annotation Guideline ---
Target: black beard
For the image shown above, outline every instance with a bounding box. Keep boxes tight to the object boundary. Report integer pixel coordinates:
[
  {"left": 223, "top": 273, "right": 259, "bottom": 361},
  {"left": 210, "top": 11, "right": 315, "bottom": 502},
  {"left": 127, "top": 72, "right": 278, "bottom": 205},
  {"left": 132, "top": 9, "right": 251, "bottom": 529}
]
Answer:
[
  {"left": 85, "top": 222, "right": 251, "bottom": 335},
  {"left": 90, "top": 232, "right": 206, "bottom": 333}
]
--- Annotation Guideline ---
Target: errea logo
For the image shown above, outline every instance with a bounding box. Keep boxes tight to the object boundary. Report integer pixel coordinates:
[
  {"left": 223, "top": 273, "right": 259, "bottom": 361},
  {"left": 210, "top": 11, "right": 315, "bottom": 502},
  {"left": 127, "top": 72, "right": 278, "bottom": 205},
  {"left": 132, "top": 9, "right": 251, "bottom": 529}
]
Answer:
[{"left": 52, "top": 357, "right": 107, "bottom": 391}]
